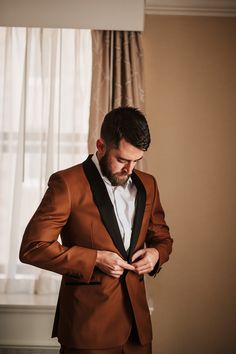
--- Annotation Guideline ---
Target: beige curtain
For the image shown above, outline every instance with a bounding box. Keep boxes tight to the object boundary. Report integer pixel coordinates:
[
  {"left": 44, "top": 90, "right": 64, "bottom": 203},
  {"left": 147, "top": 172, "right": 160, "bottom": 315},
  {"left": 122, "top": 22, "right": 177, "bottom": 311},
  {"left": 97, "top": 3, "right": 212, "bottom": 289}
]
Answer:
[{"left": 88, "top": 31, "right": 145, "bottom": 152}]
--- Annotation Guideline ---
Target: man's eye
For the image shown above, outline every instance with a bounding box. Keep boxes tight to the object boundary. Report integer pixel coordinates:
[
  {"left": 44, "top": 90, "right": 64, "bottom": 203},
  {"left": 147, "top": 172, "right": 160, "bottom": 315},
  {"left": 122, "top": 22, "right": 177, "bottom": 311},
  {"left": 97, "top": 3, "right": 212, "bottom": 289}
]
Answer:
[{"left": 117, "top": 159, "right": 126, "bottom": 163}]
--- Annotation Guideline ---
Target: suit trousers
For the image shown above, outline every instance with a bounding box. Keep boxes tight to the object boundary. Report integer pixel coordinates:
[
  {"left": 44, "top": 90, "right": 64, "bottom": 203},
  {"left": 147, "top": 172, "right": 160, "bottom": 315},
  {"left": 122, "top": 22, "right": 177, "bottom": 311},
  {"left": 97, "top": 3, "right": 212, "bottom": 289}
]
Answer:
[
  {"left": 59, "top": 324, "right": 152, "bottom": 354},
  {"left": 60, "top": 341, "right": 152, "bottom": 354}
]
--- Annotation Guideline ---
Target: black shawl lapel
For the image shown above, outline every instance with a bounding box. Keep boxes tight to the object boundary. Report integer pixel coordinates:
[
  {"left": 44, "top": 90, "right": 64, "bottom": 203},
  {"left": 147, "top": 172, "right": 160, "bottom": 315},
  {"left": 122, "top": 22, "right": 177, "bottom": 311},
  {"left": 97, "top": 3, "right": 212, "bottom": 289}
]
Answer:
[
  {"left": 128, "top": 171, "right": 146, "bottom": 262},
  {"left": 82, "top": 155, "right": 127, "bottom": 260}
]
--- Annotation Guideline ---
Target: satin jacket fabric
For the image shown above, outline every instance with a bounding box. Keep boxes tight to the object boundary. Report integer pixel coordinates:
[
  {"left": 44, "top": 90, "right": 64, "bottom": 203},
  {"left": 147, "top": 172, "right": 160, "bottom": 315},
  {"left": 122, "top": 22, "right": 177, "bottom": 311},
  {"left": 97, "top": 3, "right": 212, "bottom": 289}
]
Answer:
[{"left": 19, "top": 155, "right": 173, "bottom": 349}]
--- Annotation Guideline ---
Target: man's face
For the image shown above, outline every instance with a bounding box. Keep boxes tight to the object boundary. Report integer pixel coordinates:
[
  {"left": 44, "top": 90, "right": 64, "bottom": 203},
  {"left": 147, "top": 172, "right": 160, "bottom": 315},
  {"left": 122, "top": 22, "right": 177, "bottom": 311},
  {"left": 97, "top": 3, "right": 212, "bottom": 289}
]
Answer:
[{"left": 97, "top": 138, "right": 144, "bottom": 186}]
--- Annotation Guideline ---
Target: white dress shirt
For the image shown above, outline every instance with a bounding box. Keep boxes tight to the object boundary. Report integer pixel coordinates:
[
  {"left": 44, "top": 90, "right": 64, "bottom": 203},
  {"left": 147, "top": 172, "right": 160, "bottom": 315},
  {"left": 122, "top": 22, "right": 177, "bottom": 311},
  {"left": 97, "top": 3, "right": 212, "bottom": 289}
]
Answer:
[{"left": 91, "top": 153, "right": 137, "bottom": 252}]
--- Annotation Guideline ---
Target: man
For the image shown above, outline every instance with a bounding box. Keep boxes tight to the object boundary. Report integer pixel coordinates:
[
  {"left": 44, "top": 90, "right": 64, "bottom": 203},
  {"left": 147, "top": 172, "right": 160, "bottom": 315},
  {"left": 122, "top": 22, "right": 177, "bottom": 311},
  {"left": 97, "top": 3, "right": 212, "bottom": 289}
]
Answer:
[{"left": 20, "top": 107, "right": 173, "bottom": 354}]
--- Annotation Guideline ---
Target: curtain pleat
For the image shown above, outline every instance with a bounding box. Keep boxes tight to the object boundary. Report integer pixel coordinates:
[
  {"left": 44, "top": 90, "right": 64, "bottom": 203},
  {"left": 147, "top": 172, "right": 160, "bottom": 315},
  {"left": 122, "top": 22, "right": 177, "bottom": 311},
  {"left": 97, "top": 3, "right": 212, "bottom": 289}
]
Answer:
[
  {"left": 113, "top": 31, "right": 144, "bottom": 109},
  {"left": 88, "top": 30, "right": 145, "bottom": 153},
  {"left": 7, "top": 28, "right": 29, "bottom": 279}
]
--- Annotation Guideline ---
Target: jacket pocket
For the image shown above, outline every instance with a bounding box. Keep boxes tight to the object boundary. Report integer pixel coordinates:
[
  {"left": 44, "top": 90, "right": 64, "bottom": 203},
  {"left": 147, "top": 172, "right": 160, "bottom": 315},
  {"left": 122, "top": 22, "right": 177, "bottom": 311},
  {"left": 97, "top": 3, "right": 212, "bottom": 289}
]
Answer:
[
  {"left": 64, "top": 272, "right": 101, "bottom": 286},
  {"left": 65, "top": 281, "right": 101, "bottom": 286}
]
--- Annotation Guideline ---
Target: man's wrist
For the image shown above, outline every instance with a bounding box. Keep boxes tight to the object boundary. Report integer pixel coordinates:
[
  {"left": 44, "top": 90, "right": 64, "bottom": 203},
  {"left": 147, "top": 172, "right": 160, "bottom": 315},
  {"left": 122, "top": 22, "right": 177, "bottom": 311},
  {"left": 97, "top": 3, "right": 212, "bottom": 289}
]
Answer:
[
  {"left": 95, "top": 250, "right": 101, "bottom": 265},
  {"left": 96, "top": 250, "right": 105, "bottom": 266}
]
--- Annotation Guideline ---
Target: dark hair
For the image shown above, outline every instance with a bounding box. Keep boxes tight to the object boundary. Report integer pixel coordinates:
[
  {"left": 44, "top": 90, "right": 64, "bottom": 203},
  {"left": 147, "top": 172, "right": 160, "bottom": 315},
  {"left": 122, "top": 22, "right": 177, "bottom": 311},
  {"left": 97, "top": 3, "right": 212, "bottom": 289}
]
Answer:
[{"left": 100, "top": 107, "right": 151, "bottom": 151}]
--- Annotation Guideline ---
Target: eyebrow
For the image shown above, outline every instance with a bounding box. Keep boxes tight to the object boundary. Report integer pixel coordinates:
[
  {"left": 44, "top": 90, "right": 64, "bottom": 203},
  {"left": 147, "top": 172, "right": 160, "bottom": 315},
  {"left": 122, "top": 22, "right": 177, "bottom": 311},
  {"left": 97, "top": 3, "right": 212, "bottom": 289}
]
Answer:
[{"left": 117, "top": 156, "right": 143, "bottom": 163}]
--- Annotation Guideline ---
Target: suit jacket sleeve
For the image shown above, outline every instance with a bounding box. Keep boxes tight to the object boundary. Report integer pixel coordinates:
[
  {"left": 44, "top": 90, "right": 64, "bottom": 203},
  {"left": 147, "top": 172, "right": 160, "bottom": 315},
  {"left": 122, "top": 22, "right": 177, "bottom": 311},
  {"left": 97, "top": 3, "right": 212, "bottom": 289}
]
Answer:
[
  {"left": 145, "top": 176, "right": 173, "bottom": 276},
  {"left": 19, "top": 172, "right": 97, "bottom": 282}
]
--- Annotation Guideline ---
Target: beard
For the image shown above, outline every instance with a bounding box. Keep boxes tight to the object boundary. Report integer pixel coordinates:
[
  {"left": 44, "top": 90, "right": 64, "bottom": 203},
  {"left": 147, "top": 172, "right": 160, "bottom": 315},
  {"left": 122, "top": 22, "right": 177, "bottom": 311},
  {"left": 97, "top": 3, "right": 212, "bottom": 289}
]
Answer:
[{"left": 99, "top": 153, "right": 130, "bottom": 186}]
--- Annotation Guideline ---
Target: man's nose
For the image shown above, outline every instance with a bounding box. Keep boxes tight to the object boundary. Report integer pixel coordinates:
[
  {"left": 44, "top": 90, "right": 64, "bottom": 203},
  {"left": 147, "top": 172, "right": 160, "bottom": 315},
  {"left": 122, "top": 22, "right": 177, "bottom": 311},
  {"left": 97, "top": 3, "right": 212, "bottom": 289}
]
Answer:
[{"left": 123, "top": 162, "right": 135, "bottom": 174}]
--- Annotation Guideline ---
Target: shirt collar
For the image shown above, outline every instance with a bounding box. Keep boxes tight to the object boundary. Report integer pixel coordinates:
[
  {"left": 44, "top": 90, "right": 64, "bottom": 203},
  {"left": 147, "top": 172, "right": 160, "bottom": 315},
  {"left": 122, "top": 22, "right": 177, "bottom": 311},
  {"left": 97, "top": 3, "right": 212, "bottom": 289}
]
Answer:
[{"left": 91, "top": 153, "right": 132, "bottom": 189}]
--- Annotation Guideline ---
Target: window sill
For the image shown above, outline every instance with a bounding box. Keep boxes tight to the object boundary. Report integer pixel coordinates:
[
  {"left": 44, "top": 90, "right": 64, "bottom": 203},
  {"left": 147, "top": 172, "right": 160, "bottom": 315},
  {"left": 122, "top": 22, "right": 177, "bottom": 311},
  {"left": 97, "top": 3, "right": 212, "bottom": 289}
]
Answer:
[{"left": 0, "top": 293, "right": 57, "bottom": 308}]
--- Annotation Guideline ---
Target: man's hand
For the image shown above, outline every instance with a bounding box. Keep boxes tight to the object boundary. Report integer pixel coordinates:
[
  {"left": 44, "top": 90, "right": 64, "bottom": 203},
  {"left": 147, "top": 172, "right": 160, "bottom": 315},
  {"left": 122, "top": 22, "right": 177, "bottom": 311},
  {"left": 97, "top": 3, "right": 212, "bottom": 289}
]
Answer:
[
  {"left": 131, "top": 248, "right": 159, "bottom": 275},
  {"left": 96, "top": 250, "right": 135, "bottom": 278}
]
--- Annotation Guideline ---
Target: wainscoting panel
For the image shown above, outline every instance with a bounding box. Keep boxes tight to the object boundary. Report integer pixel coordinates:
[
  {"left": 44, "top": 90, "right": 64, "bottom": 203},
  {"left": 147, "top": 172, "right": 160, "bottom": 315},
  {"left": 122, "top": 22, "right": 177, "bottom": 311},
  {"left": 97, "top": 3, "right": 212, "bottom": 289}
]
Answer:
[
  {"left": 0, "top": 294, "right": 60, "bottom": 351},
  {"left": 0, "top": 347, "right": 59, "bottom": 354}
]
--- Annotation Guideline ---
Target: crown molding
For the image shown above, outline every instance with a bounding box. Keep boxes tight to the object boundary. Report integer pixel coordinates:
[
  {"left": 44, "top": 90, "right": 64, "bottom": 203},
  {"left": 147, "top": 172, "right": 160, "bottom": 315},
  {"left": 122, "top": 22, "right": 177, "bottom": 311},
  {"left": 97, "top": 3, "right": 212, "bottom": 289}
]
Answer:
[
  {"left": 145, "top": 0, "right": 236, "bottom": 17},
  {"left": 0, "top": 0, "right": 145, "bottom": 31}
]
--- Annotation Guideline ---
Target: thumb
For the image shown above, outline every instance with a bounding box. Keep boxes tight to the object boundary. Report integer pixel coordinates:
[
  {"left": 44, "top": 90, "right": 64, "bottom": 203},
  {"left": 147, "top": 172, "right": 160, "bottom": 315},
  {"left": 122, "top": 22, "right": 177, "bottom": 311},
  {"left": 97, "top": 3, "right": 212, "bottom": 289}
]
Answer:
[
  {"left": 118, "top": 259, "right": 135, "bottom": 271},
  {"left": 132, "top": 249, "right": 145, "bottom": 262},
  {"left": 122, "top": 262, "right": 135, "bottom": 271}
]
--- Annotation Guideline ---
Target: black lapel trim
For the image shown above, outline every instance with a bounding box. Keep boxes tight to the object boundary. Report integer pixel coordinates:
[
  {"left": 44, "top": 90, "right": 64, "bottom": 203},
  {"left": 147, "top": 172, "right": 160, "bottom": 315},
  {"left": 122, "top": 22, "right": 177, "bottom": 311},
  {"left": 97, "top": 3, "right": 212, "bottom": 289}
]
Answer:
[
  {"left": 82, "top": 155, "right": 127, "bottom": 260},
  {"left": 128, "top": 171, "right": 146, "bottom": 262}
]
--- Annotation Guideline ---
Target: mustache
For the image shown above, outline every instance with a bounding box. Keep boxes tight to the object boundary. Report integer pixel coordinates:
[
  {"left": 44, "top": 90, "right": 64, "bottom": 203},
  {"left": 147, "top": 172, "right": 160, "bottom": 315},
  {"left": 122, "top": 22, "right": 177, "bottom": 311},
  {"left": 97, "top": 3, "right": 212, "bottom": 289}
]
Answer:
[{"left": 116, "top": 171, "right": 131, "bottom": 177}]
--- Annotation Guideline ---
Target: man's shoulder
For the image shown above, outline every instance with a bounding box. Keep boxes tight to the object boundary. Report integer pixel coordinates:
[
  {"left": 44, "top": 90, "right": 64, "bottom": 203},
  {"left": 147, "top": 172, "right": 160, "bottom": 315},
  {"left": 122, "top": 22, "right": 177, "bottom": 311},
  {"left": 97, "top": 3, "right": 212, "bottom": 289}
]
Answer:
[{"left": 49, "top": 160, "right": 87, "bottom": 184}]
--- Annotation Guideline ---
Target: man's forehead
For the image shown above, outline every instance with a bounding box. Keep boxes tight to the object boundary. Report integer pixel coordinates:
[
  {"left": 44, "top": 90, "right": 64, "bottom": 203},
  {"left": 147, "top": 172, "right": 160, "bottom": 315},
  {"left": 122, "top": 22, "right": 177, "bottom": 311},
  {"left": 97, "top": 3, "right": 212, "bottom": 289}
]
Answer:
[{"left": 113, "top": 146, "right": 144, "bottom": 162}]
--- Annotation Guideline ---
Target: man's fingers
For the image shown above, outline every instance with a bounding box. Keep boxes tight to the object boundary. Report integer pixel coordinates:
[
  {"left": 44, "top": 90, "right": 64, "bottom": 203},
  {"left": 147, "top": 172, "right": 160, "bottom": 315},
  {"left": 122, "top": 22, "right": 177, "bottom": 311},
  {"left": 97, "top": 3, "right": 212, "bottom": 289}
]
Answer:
[
  {"left": 110, "top": 268, "right": 124, "bottom": 277},
  {"left": 131, "top": 248, "right": 160, "bottom": 274},
  {"left": 96, "top": 248, "right": 158, "bottom": 277},
  {"left": 96, "top": 250, "right": 135, "bottom": 277},
  {"left": 118, "top": 259, "right": 135, "bottom": 271},
  {"left": 134, "top": 263, "right": 152, "bottom": 272},
  {"left": 111, "top": 253, "right": 135, "bottom": 271},
  {"left": 131, "top": 249, "right": 145, "bottom": 262}
]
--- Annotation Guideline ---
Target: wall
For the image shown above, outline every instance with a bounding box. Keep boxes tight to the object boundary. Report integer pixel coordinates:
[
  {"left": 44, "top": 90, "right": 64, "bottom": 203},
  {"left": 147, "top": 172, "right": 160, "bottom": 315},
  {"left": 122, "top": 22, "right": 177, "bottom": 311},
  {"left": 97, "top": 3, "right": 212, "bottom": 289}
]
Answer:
[{"left": 143, "top": 15, "right": 236, "bottom": 354}]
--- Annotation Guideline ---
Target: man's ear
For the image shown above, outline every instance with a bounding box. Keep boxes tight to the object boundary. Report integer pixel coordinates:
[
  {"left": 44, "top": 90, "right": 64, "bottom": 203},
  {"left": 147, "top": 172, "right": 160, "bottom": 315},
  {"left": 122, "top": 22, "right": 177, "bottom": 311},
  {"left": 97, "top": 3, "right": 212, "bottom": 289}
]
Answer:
[{"left": 96, "top": 139, "right": 106, "bottom": 156}]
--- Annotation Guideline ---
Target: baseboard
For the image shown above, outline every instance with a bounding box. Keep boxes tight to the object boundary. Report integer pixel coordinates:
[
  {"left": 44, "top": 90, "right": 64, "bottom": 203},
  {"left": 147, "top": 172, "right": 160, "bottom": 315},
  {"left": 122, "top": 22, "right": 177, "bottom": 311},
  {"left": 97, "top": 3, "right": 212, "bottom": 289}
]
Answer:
[{"left": 0, "top": 346, "right": 59, "bottom": 354}]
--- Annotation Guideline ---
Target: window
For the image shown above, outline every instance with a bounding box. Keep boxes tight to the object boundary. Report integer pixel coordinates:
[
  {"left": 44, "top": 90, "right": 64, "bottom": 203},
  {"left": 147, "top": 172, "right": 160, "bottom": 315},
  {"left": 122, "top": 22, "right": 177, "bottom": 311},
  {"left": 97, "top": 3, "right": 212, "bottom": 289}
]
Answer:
[{"left": 0, "top": 27, "right": 92, "bottom": 293}]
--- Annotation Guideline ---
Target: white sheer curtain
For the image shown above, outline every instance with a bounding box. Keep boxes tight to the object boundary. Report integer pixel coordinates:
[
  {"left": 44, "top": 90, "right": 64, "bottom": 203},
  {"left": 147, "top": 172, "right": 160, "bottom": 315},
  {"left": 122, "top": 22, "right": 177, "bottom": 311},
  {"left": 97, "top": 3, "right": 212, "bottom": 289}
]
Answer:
[{"left": 0, "top": 27, "right": 92, "bottom": 294}]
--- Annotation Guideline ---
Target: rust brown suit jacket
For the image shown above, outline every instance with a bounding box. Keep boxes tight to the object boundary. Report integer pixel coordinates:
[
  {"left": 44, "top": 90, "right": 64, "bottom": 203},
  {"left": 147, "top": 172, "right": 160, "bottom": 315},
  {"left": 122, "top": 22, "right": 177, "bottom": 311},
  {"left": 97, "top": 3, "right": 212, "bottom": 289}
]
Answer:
[{"left": 19, "top": 155, "right": 173, "bottom": 349}]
